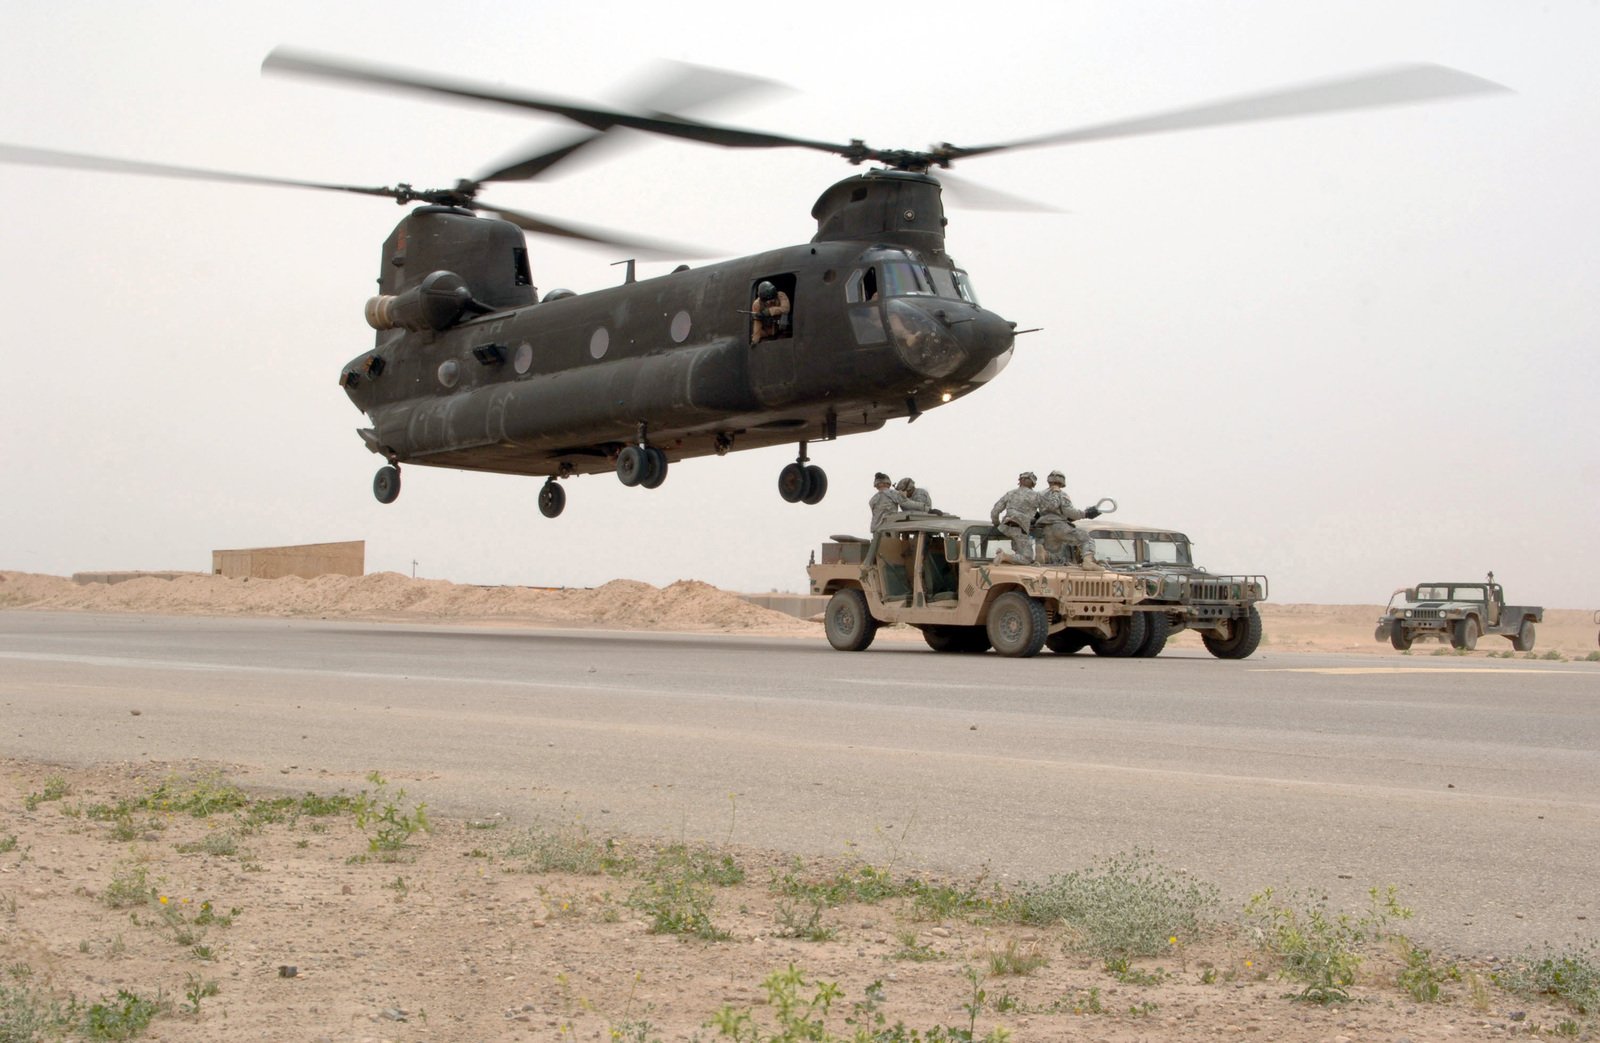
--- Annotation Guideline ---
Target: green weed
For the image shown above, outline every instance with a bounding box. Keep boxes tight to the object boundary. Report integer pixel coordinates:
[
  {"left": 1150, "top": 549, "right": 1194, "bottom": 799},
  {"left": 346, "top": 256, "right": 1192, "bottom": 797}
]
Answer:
[
  {"left": 506, "top": 820, "right": 629, "bottom": 875},
  {"left": 101, "top": 865, "right": 153, "bottom": 909},
  {"left": 1008, "top": 849, "right": 1219, "bottom": 958},
  {"left": 773, "top": 896, "right": 837, "bottom": 941},
  {"left": 0, "top": 835, "right": 16, "bottom": 854},
  {"left": 1, "top": 979, "right": 83, "bottom": 1041},
  {"left": 1494, "top": 944, "right": 1600, "bottom": 1015},
  {"left": 82, "top": 988, "right": 161, "bottom": 1040},
  {"left": 1244, "top": 886, "right": 1410, "bottom": 1004},
  {"left": 986, "top": 938, "right": 1048, "bottom": 976},
  {"left": 353, "top": 772, "right": 430, "bottom": 857},
  {"left": 1394, "top": 940, "right": 1457, "bottom": 1003},
  {"left": 177, "top": 974, "right": 219, "bottom": 1017}
]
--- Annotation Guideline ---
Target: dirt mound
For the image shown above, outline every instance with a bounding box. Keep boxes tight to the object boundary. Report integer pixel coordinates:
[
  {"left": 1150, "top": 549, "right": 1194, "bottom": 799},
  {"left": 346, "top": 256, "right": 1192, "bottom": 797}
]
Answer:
[{"left": 0, "top": 570, "right": 815, "bottom": 635}]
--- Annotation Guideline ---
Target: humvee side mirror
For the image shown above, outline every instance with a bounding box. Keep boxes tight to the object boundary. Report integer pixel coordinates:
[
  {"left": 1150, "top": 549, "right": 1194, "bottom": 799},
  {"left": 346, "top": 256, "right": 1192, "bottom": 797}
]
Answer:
[{"left": 945, "top": 536, "right": 961, "bottom": 561}]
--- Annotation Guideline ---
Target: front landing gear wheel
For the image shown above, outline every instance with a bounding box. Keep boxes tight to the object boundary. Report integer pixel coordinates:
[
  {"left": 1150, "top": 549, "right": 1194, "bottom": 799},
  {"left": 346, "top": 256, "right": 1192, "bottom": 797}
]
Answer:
[
  {"left": 538, "top": 481, "right": 566, "bottom": 519},
  {"left": 373, "top": 465, "right": 401, "bottom": 504}
]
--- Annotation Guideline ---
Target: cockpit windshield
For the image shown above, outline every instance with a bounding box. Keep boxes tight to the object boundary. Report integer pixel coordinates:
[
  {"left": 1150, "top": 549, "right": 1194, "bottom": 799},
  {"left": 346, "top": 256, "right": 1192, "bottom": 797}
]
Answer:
[{"left": 878, "top": 251, "right": 979, "bottom": 304}]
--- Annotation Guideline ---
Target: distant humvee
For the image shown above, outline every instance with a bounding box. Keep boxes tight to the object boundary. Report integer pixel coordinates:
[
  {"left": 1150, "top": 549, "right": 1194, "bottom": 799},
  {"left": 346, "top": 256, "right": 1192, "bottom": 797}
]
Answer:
[{"left": 1374, "top": 574, "right": 1542, "bottom": 651}]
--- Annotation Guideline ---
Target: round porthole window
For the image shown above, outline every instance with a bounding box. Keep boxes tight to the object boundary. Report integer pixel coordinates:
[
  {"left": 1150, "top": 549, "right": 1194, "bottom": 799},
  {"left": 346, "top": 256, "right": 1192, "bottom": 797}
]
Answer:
[
  {"left": 589, "top": 327, "right": 610, "bottom": 360},
  {"left": 437, "top": 359, "right": 459, "bottom": 387},
  {"left": 670, "top": 310, "right": 692, "bottom": 343},
  {"left": 514, "top": 341, "right": 533, "bottom": 374}
]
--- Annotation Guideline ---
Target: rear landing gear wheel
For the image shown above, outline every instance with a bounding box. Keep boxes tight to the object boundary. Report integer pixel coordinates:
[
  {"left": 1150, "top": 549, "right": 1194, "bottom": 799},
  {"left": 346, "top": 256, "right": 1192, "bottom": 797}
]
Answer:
[
  {"left": 801, "top": 464, "right": 828, "bottom": 504},
  {"left": 538, "top": 480, "right": 566, "bottom": 519},
  {"left": 616, "top": 446, "right": 646, "bottom": 487},
  {"left": 373, "top": 465, "right": 401, "bottom": 504},
  {"left": 640, "top": 446, "right": 668, "bottom": 489}
]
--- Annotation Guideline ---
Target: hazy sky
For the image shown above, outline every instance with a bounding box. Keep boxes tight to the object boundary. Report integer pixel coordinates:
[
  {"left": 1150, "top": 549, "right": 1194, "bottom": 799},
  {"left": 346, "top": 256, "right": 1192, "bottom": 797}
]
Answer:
[{"left": 2, "top": 1, "right": 1595, "bottom": 606}]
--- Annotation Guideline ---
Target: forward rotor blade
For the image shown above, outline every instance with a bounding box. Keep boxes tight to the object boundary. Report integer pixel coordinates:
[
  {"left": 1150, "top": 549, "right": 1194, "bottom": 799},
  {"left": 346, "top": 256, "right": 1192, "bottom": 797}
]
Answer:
[
  {"left": 952, "top": 64, "right": 1511, "bottom": 159},
  {"left": 482, "top": 202, "right": 716, "bottom": 260},
  {"left": 0, "top": 142, "right": 401, "bottom": 200},
  {"left": 477, "top": 60, "right": 788, "bottom": 185},
  {"left": 264, "top": 47, "right": 852, "bottom": 158},
  {"left": 936, "top": 171, "right": 1064, "bottom": 213}
]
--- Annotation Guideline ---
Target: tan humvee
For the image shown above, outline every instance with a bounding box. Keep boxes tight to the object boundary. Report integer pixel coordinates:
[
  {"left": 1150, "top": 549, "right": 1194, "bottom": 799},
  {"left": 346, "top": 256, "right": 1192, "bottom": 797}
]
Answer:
[{"left": 805, "top": 513, "right": 1149, "bottom": 658}]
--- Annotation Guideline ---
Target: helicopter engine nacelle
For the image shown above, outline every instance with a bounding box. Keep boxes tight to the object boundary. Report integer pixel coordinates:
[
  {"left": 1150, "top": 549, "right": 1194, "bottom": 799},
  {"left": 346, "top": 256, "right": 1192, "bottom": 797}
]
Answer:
[{"left": 364, "top": 270, "right": 480, "bottom": 332}]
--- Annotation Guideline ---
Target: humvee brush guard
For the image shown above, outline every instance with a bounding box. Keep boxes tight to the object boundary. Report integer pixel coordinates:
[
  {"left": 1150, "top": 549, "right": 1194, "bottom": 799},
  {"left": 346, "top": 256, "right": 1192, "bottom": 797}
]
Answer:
[
  {"left": 806, "top": 514, "right": 1148, "bottom": 658},
  {"left": 1374, "top": 573, "right": 1543, "bottom": 651}
]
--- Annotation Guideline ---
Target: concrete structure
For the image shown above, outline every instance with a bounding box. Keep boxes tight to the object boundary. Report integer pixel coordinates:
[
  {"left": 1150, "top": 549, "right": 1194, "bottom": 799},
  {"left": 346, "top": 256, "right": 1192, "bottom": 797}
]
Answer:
[
  {"left": 72, "top": 571, "right": 205, "bottom": 585},
  {"left": 739, "top": 592, "right": 827, "bottom": 620},
  {"left": 212, "top": 540, "right": 364, "bottom": 580}
]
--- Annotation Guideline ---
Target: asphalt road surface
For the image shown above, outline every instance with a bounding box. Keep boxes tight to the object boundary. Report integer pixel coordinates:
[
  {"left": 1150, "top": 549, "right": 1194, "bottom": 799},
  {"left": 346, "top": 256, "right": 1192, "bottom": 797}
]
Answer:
[{"left": 2, "top": 611, "right": 1596, "bottom": 957}]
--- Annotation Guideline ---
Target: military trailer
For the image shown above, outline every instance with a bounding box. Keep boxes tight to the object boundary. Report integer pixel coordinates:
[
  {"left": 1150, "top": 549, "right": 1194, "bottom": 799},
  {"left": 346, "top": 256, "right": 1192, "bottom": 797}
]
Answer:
[
  {"left": 1373, "top": 574, "right": 1542, "bottom": 651},
  {"left": 806, "top": 514, "right": 1150, "bottom": 658},
  {"left": 1077, "top": 521, "right": 1268, "bottom": 660}
]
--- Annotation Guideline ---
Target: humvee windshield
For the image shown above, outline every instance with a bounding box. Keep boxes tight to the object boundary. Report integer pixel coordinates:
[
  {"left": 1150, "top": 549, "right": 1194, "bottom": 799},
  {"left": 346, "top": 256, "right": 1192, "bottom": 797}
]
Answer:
[
  {"left": 1090, "top": 531, "right": 1193, "bottom": 566},
  {"left": 1416, "top": 585, "right": 1487, "bottom": 601}
]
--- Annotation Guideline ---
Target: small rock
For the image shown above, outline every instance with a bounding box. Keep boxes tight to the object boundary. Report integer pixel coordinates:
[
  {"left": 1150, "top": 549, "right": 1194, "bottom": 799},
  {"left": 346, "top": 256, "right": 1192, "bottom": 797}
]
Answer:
[
  {"left": 380, "top": 1007, "right": 408, "bottom": 1022},
  {"left": 278, "top": 965, "right": 298, "bottom": 978}
]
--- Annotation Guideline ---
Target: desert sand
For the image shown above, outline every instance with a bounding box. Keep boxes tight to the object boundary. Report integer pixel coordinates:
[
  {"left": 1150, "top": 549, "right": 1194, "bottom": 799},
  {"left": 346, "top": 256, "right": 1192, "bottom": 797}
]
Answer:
[{"left": 2, "top": 570, "right": 1596, "bottom": 1041}]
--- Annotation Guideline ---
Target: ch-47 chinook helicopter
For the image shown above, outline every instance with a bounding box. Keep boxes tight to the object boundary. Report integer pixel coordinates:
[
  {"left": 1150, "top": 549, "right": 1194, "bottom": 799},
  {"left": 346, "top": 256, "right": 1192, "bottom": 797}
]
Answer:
[{"left": 0, "top": 53, "right": 1506, "bottom": 518}]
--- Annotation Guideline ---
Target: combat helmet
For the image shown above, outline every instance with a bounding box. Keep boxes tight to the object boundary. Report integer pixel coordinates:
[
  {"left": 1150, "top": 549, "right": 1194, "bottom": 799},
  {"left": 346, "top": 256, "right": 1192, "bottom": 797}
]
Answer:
[{"left": 1047, "top": 470, "right": 1065, "bottom": 485}]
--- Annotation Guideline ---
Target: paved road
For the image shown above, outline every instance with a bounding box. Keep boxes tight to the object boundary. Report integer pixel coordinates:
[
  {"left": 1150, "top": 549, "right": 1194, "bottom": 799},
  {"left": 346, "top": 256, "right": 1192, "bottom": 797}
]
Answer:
[{"left": 2, "top": 611, "right": 1596, "bottom": 956}]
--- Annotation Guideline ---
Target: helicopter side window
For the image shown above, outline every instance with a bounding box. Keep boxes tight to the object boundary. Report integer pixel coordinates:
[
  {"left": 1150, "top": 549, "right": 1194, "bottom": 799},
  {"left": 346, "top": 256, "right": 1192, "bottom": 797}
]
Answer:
[
  {"left": 844, "top": 267, "right": 879, "bottom": 304},
  {"left": 952, "top": 269, "right": 979, "bottom": 304},
  {"left": 750, "top": 274, "right": 797, "bottom": 345}
]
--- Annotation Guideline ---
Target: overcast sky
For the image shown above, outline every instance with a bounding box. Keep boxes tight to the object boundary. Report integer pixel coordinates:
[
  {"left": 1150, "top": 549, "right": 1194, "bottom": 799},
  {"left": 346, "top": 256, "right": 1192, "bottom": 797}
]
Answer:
[{"left": 1, "top": 1, "right": 1595, "bottom": 606}]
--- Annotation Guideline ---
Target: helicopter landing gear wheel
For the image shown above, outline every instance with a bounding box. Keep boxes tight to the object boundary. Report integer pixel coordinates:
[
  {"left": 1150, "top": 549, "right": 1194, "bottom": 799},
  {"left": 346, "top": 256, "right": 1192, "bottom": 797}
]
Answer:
[
  {"left": 538, "top": 480, "right": 566, "bottom": 519},
  {"left": 616, "top": 445, "right": 646, "bottom": 487},
  {"left": 373, "top": 465, "right": 401, "bottom": 504},
  {"left": 640, "top": 446, "right": 668, "bottom": 489},
  {"left": 777, "top": 462, "right": 807, "bottom": 503},
  {"left": 801, "top": 464, "right": 827, "bottom": 504}
]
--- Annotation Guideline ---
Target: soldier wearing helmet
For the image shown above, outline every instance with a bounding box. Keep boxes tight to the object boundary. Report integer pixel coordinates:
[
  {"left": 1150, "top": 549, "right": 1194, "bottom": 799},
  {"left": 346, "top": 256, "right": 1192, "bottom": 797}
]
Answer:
[
  {"left": 750, "top": 280, "right": 792, "bottom": 345},
  {"left": 1036, "top": 468, "right": 1104, "bottom": 566},
  {"left": 895, "top": 476, "right": 934, "bottom": 512},
  {"left": 989, "top": 471, "right": 1042, "bottom": 564},
  {"left": 869, "top": 471, "right": 912, "bottom": 530}
]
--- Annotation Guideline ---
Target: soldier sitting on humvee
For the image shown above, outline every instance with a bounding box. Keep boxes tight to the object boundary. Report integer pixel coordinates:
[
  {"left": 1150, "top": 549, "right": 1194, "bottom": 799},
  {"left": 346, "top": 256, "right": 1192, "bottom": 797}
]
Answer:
[{"left": 1036, "top": 468, "right": 1103, "bottom": 566}]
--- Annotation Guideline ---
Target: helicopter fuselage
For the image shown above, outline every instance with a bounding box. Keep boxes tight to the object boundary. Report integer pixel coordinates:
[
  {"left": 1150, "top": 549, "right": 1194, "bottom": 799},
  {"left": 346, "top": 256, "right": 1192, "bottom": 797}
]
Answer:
[{"left": 340, "top": 172, "right": 1016, "bottom": 485}]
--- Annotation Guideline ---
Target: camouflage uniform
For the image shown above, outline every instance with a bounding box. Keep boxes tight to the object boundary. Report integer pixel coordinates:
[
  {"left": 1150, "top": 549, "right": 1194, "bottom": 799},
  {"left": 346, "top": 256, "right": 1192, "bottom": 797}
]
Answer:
[
  {"left": 896, "top": 478, "right": 934, "bottom": 512},
  {"left": 869, "top": 473, "right": 911, "bottom": 530},
  {"left": 751, "top": 287, "right": 792, "bottom": 344},
  {"left": 990, "top": 473, "right": 1041, "bottom": 564},
  {"left": 1036, "top": 471, "right": 1099, "bottom": 565}
]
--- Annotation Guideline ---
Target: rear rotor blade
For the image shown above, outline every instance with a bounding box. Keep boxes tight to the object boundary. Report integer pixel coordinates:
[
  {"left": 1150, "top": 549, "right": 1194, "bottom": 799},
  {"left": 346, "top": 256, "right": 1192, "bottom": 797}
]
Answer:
[
  {"left": 951, "top": 64, "right": 1511, "bottom": 159},
  {"left": 0, "top": 142, "right": 402, "bottom": 200}
]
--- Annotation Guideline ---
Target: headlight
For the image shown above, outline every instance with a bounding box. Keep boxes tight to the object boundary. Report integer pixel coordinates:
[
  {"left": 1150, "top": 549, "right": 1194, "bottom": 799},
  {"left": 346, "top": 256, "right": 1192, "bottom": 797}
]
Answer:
[{"left": 1404, "top": 609, "right": 1414, "bottom": 618}]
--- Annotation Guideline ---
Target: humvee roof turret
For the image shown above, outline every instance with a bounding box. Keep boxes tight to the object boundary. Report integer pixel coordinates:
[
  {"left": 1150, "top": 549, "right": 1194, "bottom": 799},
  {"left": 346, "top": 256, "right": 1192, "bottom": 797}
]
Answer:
[{"left": 806, "top": 513, "right": 1151, "bottom": 658}]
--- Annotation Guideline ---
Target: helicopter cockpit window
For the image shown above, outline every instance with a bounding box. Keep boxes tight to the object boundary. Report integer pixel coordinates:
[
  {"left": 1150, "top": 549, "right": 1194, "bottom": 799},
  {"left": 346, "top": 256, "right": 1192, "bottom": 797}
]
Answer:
[
  {"left": 881, "top": 261, "right": 932, "bottom": 297},
  {"left": 951, "top": 269, "right": 979, "bottom": 304},
  {"left": 845, "top": 267, "right": 879, "bottom": 304}
]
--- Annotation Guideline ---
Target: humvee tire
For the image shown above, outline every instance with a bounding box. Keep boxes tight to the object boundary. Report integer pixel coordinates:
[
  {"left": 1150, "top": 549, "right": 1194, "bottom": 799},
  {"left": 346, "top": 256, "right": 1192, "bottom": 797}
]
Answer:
[
  {"left": 986, "top": 592, "right": 1048, "bottom": 658},
  {"left": 1202, "top": 606, "right": 1263, "bottom": 659},
  {"left": 1389, "top": 625, "right": 1412, "bottom": 651},
  {"left": 1091, "top": 613, "right": 1148, "bottom": 657},
  {"left": 1046, "top": 629, "right": 1092, "bottom": 655},
  {"left": 824, "top": 589, "right": 878, "bottom": 651},
  {"left": 1451, "top": 616, "right": 1480, "bottom": 651},
  {"left": 1134, "top": 612, "right": 1172, "bottom": 658},
  {"left": 1511, "top": 619, "right": 1536, "bottom": 653}
]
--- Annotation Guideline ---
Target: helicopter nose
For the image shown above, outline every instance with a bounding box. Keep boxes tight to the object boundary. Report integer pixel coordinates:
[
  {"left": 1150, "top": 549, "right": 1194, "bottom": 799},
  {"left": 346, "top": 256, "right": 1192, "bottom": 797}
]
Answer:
[{"left": 883, "top": 299, "right": 1015, "bottom": 380}]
